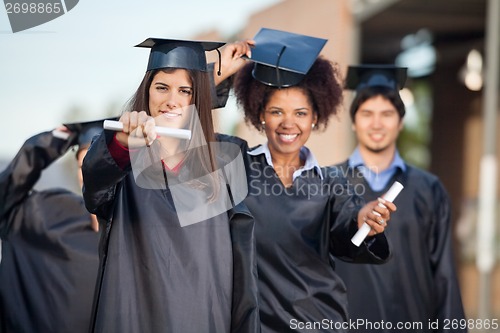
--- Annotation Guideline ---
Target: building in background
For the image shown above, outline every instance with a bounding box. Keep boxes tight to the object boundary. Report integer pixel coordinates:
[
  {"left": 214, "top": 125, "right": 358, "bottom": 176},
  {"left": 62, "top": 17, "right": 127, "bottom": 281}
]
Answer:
[
  {"left": 208, "top": 0, "right": 498, "bottom": 322},
  {"left": 2, "top": 0, "right": 496, "bottom": 322}
]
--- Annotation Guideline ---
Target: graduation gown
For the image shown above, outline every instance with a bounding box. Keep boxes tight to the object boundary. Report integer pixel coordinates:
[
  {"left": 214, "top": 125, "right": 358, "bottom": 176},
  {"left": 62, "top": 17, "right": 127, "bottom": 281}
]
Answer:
[
  {"left": 217, "top": 134, "right": 391, "bottom": 333},
  {"left": 334, "top": 161, "right": 466, "bottom": 333},
  {"left": 0, "top": 131, "right": 100, "bottom": 333},
  {"left": 82, "top": 131, "right": 260, "bottom": 333}
]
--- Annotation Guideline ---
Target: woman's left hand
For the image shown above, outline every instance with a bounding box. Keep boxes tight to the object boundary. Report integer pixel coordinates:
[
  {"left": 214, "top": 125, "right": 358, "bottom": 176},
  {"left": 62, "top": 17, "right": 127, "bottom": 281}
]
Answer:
[{"left": 357, "top": 198, "right": 397, "bottom": 236}]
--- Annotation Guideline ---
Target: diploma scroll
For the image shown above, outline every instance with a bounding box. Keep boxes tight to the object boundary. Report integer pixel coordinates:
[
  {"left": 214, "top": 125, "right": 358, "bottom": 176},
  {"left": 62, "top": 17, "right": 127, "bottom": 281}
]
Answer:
[
  {"left": 103, "top": 120, "right": 192, "bottom": 140},
  {"left": 351, "top": 181, "right": 404, "bottom": 247}
]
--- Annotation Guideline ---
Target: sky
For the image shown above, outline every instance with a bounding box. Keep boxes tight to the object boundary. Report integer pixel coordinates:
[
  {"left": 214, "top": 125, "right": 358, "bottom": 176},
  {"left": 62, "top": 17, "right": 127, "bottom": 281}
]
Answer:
[{"left": 0, "top": 0, "right": 281, "bottom": 159}]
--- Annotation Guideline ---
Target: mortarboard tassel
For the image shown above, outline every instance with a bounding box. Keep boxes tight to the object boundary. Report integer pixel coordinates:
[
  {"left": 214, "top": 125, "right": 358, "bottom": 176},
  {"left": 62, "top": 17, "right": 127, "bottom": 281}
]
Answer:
[
  {"left": 216, "top": 48, "right": 222, "bottom": 76},
  {"left": 275, "top": 45, "right": 287, "bottom": 89}
]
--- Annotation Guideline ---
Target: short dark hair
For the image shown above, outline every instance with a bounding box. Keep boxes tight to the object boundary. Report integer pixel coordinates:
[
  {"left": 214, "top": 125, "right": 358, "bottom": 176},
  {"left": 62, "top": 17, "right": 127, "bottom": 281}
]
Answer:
[
  {"left": 233, "top": 56, "right": 344, "bottom": 131},
  {"left": 350, "top": 86, "right": 406, "bottom": 122}
]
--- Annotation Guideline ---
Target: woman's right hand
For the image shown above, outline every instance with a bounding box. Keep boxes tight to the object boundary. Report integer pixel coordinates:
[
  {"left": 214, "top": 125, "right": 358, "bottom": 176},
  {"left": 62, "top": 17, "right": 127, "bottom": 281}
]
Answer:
[
  {"left": 115, "top": 111, "right": 157, "bottom": 148},
  {"left": 214, "top": 39, "right": 255, "bottom": 86}
]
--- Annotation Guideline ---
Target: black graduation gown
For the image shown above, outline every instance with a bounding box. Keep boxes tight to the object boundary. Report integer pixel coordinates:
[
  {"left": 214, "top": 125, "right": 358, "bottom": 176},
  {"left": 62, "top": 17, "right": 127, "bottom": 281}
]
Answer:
[
  {"left": 0, "top": 131, "right": 100, "bottom": 333},
  {"left": 334, "top": 161, "right": 466, "bottom": 333},
  {"left": 82, "top": 131, "right": 260, "bottom": 333},
  {"left": 217, "top": 134, "right": 391, "bottom": 333}
]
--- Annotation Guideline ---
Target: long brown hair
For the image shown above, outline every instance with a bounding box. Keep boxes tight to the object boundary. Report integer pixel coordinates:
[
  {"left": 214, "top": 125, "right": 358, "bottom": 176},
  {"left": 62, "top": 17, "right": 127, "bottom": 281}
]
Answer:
[{"left": 127, "top": 68, "right": 219, "bottom": 198}]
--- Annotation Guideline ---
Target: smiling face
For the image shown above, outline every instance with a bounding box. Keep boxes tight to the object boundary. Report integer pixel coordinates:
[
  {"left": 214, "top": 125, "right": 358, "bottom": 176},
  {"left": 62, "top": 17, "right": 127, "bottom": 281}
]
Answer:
[
  {"left": 148, "top": 69, "right": 194, "bottom": 129},
  {"left": 261, "top": 87, "right": 317, "bottom": 159},
  {"left": 353, "top": 95, "right": 403, "bottom": 154}
]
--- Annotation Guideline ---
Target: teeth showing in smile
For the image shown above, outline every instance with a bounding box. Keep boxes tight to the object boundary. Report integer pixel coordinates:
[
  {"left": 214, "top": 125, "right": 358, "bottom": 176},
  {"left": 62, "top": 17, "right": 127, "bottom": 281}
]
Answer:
[
  {"left": 370, "top": 133, "right": 384, "bottom": 141},
  {"left": 161, "top": 111, "right": 181, "bottom": 118},
  {"left": 279, "top": 134, "right": 298, "bottom": 142}
]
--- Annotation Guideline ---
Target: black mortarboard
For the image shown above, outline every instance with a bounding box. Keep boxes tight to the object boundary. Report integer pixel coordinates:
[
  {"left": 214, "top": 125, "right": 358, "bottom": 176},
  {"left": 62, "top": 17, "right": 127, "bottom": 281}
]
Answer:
[
  {"left": 135, "top": 38, "right": 226, "bottom": 72},
  {"left": 64, "top": 118, "right": 116, "bottom": 149},
  {"left": 345, "top": 65, "right": 408, "bottom": 91},
  {"left": 246, "top": 28, "right": 327, "bottom": 87}
]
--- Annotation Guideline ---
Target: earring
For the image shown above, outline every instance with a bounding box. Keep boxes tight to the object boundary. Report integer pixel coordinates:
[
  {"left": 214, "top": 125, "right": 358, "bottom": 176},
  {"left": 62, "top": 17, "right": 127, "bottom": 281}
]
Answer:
[
  {"left": 312, "top": 123, "right": 316, "bottom": 129},
  {"left": 261, "top": 121, "right": 266, "bottom": 130}
]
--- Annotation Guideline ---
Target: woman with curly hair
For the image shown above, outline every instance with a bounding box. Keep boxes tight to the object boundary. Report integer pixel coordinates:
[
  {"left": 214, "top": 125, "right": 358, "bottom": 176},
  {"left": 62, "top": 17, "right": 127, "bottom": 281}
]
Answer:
[{"left": 218, "top": 29, "right": 397, "bottom": 332}]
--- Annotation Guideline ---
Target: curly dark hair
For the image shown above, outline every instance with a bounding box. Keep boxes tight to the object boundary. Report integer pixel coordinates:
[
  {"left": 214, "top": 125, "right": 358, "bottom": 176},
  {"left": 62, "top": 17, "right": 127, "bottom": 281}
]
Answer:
[{"left": 233, "top": 56, "right": 344, "bottom": 131}]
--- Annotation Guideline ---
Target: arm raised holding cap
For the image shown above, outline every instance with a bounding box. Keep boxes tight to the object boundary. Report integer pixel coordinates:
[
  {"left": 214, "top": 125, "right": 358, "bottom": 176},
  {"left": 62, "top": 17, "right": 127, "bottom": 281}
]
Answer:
[
  {"left": 0, "top": 122, "right": 100, "bottom": 333},
  {"left": 213, "top": 39, "right": 254, "bottom": 86},
  {"left": 213, "top": 27, "right": 397, "bottom": 332},
  {"left": 0, "top": 128, "right": 75, "bottom": 234}
]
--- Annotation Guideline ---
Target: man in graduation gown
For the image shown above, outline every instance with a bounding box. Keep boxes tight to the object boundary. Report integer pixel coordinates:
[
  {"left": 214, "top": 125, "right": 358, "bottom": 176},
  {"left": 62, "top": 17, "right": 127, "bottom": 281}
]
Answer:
[
  {"left": 334, "top": 65, "right": 467, "bottom": 332},
  {"left": 0, "top": 122, "right": 102, "bottom": 333}
]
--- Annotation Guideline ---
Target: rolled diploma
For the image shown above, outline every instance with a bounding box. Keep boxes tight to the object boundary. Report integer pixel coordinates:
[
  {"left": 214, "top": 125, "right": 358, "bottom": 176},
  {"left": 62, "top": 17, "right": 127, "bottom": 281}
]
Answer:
[
  {"left": 351, "top": 181, "right": 404, "bottom": 246},
  {"left": 103, "top": 120, "right": 192, "bottom": 140}
]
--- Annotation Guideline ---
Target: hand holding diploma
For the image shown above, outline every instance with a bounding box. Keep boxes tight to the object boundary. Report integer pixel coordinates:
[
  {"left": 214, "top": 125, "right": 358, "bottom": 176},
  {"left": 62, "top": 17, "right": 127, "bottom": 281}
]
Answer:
[
  {"left": 104, "top": 120, "right": 191, "bottom": 140},
  {"left": 104, "top": 111, "right": 192, "bottom": 149},
  {"left": 352, "top": 181, "right": 403, "bottom": 246}
]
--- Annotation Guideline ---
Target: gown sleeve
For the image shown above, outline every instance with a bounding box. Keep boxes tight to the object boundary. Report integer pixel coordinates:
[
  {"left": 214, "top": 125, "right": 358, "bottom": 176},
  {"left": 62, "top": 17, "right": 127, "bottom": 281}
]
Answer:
[
  {"left": 208, "top": 62, "right": 233, "bottom": 110},
  {"left": 215, "top": 133, "right": 260, "bottom": 332},
  {"left": 228, "top": 203, "right": 261, "bottom": 333},
  {"left": 327, "top": 169, "right": 391, "bottom": 264},
  {"left": 0, "top": 131, "right": 74, "bottom": 237},
  {"left": 82, "top": 130, "right": 129, "bottom": 221},
  {"left": 429, "top": 180, "right": 466, "bottom": 328}
]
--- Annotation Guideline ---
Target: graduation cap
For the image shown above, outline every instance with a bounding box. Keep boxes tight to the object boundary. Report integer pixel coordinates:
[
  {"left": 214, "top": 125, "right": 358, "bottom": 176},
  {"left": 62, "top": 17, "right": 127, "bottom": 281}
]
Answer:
[
  {"left": 246, "top": 28, "right": 327, "bottom": 87},
  {"left": 135, "top": 38, "right": 226, "bottom": 72},
  {"left": 345, "top": 65, "right": 408, "bottom": 91},
  {"left": 64, "top": 118, "right": 116, "bottom": 149}
]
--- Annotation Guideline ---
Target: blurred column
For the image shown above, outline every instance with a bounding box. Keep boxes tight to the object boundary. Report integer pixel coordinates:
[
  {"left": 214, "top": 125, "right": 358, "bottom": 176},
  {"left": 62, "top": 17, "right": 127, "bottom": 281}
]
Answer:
[{"left": 476, "top": 0, "right": 499, "bottom": 322}]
